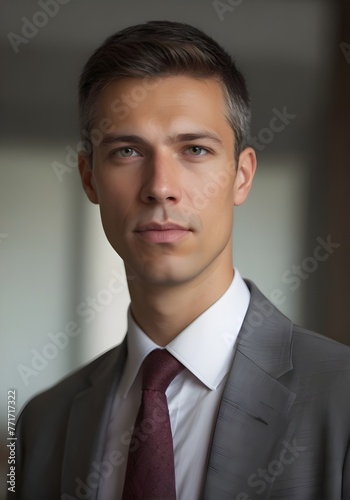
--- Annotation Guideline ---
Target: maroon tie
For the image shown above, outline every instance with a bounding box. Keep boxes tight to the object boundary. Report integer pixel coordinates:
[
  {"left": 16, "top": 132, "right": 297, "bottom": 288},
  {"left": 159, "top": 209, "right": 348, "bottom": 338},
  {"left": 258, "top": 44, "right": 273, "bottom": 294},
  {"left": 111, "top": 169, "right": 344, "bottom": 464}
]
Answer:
[{"left": 122, "top": 349, "right": 184, "bottom": 500}]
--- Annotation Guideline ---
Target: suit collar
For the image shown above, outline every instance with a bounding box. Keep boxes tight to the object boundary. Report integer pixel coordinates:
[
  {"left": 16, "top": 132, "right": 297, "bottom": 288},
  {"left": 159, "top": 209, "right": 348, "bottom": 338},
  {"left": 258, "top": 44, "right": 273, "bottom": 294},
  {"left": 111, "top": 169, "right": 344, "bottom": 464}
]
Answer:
[
  {"left": 122, "top": 269, "right": 250, "bottom": 396},
  {"left": 61, "top": 340, "right": 127, "bottom": 500},
  {"left": 60, "top": 281, "right": 295, "bottom": 499},
  {"left": 88, "top": 340, "right": 127, "bottom": 385},
  {"left": 204, "top": 282, "right": 295, "bottom": 499},
  {"left": 237, "top": 280, "right": 293, "bottom": 378}
]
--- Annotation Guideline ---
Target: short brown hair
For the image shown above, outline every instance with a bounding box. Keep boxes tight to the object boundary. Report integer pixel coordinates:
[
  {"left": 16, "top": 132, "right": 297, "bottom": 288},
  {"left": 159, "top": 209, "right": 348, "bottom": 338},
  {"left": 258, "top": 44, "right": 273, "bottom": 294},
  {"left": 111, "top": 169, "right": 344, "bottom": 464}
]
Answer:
[{"left": 79, "top": 20, "right": 251, "bottom": 162}]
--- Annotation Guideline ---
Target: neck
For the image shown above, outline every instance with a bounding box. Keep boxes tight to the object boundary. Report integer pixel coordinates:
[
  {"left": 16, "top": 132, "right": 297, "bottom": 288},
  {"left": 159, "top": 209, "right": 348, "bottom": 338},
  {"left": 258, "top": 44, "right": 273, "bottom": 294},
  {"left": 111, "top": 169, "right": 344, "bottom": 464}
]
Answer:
[{"left": 127, "top": 260, "right": 234, "bottom": 347}]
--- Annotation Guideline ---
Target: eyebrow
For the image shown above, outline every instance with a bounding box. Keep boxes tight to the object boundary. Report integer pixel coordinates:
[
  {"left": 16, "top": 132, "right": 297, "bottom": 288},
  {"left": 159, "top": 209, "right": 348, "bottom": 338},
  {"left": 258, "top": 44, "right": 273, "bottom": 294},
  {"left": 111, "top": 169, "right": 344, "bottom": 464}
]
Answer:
[
  {"left": 100, "top": 134, "right": 145, "bottom": 147},
  {"left": 169, "top": 132, "right": 223, "bottom": 146},
  {"left": 99, "top": 130, "right": 224, "bottom": 148}
]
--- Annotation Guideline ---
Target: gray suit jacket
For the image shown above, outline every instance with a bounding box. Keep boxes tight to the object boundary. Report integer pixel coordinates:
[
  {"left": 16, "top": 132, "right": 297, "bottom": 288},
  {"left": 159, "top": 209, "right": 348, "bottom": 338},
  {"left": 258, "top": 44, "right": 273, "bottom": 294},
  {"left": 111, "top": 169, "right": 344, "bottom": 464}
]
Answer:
[{"left": 9, "top": 282, "right": 350, "bottom": 499}]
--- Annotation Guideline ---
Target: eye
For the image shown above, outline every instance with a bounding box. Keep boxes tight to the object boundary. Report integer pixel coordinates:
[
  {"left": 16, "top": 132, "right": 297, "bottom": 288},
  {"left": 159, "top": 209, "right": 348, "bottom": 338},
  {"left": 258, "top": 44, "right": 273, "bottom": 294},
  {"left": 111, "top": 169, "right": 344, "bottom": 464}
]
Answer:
[
  {"left": 114, "top": 147, "right": 140, "bottom": 158},
  {"left": 186, "top": 146, "right": 208, "bottom": 156}
]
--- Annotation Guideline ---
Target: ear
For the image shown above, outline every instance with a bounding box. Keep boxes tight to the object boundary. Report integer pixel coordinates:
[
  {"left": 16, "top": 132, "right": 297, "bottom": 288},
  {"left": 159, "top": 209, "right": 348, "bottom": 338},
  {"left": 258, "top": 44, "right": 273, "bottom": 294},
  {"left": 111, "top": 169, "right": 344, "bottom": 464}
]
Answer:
[
  {"left": 78, "top": 153, "right": 99, "bottom": 204},
  {"left": 233, "top": 147, "right": 256, "bottom": 206}
]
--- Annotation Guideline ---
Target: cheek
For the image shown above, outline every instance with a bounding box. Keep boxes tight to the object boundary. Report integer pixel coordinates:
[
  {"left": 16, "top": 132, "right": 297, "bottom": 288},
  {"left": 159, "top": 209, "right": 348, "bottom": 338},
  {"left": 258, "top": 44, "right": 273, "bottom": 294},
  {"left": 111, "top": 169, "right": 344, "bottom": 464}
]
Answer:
[
  {"left": 188, "top": 174, "right": 234, "bottom": 218},
  {"left": 98, "top": 176, "right": 138, "bottom": 216},
  {"left": 97, "top": 192, "right": 130, "bottom": 239},
  {"left": 195, "top": 201, "right": 232, "bottom": 243},
  {"left": 196, "top": 184, "right": 234, "bottom": 238}
]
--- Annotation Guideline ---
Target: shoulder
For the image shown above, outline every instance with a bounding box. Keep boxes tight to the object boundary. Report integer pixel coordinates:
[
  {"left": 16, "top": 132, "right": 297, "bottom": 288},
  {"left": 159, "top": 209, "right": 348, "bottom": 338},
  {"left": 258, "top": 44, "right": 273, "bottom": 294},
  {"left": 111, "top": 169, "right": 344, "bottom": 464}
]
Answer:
[
  {"left": 18, "top": 340, "right": 126, "bottom": 426},
  {"left": 292, "top": 323, "right": 350, "bottom": 355},
  {"left": 246, "top": 278, "right": 350, "bottom": 366},
  {"left": 243, "top": 280, "right": 350, "bottom": 388},
  {"left": 290, "top": 324, "right": 350, "bottom": 375}
]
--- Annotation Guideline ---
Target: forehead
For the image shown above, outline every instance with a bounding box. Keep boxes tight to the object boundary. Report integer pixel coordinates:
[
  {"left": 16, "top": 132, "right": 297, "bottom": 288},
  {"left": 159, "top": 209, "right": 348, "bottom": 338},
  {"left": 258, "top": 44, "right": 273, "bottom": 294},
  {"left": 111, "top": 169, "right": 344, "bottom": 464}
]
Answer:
[{"left": 93, "top": 75, "right": 234, "bottom": 144}]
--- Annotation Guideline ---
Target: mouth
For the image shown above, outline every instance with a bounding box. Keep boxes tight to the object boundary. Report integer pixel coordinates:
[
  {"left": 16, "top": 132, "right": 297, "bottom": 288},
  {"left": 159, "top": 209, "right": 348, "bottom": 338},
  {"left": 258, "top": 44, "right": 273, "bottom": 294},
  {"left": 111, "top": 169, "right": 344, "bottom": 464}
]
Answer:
[{"left": 134, "top": 222, "right": 192, "bottom": 243}]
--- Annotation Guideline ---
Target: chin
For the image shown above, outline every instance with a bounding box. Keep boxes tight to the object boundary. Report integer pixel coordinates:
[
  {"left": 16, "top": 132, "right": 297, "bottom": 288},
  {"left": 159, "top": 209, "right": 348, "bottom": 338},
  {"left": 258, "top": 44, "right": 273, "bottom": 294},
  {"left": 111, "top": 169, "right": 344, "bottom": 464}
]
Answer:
[
  {"left": 141, "top": 269, "right": 188, "bottom": 287},
  {"left": 133, "top": 261, "right": 197, "bottom": 287}
]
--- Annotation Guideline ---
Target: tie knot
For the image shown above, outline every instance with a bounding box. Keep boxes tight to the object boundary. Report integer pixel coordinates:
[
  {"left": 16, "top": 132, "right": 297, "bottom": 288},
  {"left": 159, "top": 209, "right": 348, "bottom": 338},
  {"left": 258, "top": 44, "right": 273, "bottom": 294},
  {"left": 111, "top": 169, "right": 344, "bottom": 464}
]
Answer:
[{"left": 142, "top": 349, "right": 184, "bottom": 393}]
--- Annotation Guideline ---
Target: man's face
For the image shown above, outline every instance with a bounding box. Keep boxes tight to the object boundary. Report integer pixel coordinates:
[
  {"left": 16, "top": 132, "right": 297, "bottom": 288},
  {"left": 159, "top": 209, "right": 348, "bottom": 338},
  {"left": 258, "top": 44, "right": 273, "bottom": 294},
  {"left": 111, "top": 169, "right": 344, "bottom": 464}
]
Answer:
[{"left": 79, "top": 76, "right": 256, "bottom": 287}]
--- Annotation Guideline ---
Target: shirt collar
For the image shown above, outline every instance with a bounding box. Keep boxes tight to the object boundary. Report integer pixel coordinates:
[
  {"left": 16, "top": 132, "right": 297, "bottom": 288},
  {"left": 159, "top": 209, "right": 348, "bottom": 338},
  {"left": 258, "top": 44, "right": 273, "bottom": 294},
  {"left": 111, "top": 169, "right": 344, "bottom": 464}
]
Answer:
[{"left": 120, "top": 269, "right": 250, "bottom": 397}]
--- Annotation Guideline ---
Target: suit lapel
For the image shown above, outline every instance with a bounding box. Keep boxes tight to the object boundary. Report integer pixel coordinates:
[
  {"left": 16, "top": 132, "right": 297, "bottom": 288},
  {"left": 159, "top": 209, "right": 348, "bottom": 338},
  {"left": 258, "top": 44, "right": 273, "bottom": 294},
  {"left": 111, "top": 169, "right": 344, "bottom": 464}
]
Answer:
[
  {"left": 60, "top": 340, "right": 127, "bottom": 500},
  {"left": 204, "top": 282, "right": 296, "bottom": 499}
]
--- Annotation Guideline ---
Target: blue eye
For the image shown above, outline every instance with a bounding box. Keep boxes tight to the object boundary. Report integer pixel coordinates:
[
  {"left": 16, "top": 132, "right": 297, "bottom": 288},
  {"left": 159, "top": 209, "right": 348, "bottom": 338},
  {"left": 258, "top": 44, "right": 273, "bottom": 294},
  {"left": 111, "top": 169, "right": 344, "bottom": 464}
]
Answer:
[
  {"left": 115, "top": 148, "right": 140, "bottom": 157},
  {"left": 187, "top": 146, "right": 207, "bottom": 156}
]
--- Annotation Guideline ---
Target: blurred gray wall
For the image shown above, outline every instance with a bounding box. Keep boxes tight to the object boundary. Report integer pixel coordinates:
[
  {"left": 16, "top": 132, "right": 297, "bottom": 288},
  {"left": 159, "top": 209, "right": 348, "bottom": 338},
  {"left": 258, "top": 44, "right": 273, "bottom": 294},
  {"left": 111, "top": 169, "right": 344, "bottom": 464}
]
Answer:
[{"left": 1, "top": 0, "right": 349, "bottom": 495}]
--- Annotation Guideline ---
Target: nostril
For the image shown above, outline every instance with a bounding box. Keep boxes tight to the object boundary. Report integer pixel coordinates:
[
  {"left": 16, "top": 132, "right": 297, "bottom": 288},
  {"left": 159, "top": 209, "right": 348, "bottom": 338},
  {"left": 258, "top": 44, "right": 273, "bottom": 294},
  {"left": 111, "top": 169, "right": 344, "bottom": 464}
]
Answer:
[{"left": 144, "top": 194, "right": 177, "bottom": 203}]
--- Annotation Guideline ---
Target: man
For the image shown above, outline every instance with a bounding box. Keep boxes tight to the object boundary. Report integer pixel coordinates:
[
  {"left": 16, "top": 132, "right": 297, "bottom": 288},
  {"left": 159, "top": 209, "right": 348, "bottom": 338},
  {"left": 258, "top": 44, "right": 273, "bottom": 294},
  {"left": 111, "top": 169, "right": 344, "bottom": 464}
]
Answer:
[{"left": 10, "top": 20, "right": 350, "bottom": 500}]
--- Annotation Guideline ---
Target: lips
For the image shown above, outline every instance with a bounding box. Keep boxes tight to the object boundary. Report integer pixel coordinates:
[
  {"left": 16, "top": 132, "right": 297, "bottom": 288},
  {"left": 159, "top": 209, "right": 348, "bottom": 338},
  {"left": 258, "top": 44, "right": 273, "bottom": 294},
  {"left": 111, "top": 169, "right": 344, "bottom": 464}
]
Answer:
[
  {"left": 135, "top": 222, "right": 189, "bottom": 231},
  {"left": 134, "top": 221, "right": 191, "bottom": 243}
]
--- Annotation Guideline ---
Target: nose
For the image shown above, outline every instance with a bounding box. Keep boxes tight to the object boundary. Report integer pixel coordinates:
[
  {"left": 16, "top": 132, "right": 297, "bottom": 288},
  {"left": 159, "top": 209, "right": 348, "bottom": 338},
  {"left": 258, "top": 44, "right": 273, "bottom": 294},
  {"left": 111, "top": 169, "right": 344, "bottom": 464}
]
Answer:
[{"left": 140, "top": 151, "right": 182, "bottom": 205}]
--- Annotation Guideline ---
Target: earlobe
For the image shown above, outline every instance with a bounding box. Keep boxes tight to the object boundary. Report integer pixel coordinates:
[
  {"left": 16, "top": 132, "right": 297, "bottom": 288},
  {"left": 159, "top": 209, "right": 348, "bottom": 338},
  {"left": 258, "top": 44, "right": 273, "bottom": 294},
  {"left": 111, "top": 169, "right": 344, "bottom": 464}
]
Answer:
[
  {"left": 78, "top": 154, "right": 99, "bottom": 204},
  {"left": 233, "top": 147, "right": 257, "bottom": 206}
]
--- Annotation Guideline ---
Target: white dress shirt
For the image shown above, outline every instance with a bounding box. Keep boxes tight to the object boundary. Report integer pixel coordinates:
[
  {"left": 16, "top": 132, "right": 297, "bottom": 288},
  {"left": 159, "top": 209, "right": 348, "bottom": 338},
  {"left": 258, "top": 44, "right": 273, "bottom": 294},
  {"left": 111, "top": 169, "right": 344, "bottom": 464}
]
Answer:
[{"left": 97, "top": 269, "right": 250, "bottom": 500}]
